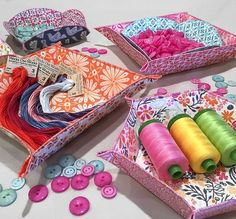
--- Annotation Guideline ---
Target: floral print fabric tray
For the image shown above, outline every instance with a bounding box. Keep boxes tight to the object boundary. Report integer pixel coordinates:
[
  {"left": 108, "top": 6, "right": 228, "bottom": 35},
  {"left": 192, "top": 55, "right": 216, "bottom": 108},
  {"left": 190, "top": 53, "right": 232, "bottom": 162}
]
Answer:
[
  {"left": 0, "top": 44, "right": 160, "bottom": 177},
  {"left": 98, "top": 90, "right": 236, "bottom": 219}
]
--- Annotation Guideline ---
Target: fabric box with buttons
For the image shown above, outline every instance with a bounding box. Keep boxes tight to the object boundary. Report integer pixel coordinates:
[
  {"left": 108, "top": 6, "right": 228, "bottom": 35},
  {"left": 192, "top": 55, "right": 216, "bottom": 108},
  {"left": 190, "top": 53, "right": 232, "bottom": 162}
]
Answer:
[{"left": 96, "top": 12, "right": 236, "bottom": 75}]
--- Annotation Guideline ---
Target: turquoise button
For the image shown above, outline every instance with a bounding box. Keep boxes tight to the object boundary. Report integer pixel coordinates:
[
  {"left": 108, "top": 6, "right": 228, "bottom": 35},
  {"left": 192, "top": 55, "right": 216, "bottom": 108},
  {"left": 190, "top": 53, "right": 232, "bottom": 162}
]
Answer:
[
  {"left": 0, "top": 189, "right": 17, "bottom": 207},
  {"left": 74, "top": 159, "right": 86, "bottom": 170},
  {"left": 10, "top": 178, "right": 26, "bottom": 190},
  {"left": 90, "top": 52, "right": 100, "bottom": 58},
  {"left": 227, "top": 80, "right": 236, "bottom": 87},
  {"left": 0, "top": 184, "right": 2, "bottom": 193},
  {"left": 58, "top": 155, "right": 76, "bottom": 168},
  {"left": 212, "top": 75, "right": 224, "bottom": 82},
  {"left": 215, "top": 82, "right": 228, "bottom": 88},
  {"left": 62, "top": 166, "right": 77, "bottom": 178},
  {"left": 44, "top": 164, "right": 62, "bottom": 179},
  {"left": 88, "top": 160, "right": 105, "bottom": 174},
  {"left": 225, "top": 94, "right": 236, "bottom": 102}
]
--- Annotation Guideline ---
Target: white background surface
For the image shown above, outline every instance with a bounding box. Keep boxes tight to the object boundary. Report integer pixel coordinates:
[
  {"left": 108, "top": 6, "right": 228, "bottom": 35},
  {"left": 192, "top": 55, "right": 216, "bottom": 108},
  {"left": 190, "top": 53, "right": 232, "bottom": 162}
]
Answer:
[{"left": 0, "top": 0, "right": 236, "bottom": 218}]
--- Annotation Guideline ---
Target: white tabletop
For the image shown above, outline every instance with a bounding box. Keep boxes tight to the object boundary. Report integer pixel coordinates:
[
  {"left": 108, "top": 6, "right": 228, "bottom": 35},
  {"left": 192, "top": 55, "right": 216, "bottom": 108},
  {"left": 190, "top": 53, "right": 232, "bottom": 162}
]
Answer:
[{"left": 0, "top": 0, "right": 236, "bottom": 218}]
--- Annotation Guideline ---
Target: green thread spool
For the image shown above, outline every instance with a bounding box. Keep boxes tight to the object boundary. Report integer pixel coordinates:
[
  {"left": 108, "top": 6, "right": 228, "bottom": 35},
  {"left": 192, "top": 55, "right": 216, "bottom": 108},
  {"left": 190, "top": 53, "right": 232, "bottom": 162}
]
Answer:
[{"left": 194, "top": 109, "right": 236, "bottom": 166}]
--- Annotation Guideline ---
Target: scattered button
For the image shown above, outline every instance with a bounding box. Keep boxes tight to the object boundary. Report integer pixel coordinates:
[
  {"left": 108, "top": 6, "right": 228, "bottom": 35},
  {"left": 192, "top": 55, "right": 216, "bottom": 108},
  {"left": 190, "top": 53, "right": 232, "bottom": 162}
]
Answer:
[
  {"left": 225, "top": 94, "right": 236, "bottom": 102},
  {"left": 51, "top": 176, "right": 70, "bottom": 193},
  {"left": 190, "top": 78, "right": 201, "bottom": 84},
  {"left": 81, "top": 47, "right": 89, "bottom": 52},
  {"left": 28, "top": 185, "right": 48, "bottom": 203},
  {"left": 90, "top": 52, "right": 100, "bottom": 58},
  {"left": 198, "top": 83, "right": 211, "bottom": 91},
  {"left": 81, "top": 165, "right": 95, "bottom": 177},
  {"left": 227, "top": 104, "right": 234, "bottom": 110},
  {"left": 94, "top": 171, "right": 112, "bottom": 188},
  {"left": 212, "top": 75, "right": 225, "bottom": 82},
  {"left": 0, "top": 188, "right": 17, "bottom": 207},
  {"left": 69, "top": 196, "right": 90, "bottom": 216},
  {"left": 88, "top": 160, "right": 104, "bottom": 174},
  {"left": 58, "top": 155, "right": 76, "bottom": 168},
  {"left": 0, "top": 184, "right": 2, "bottom": 193},
  {"left": 44, "top": 164, "right": 62, "bottom": 179},
  {"left": 215, "top": 82, "right": 228, "bottom": 88},
  {"left": 216, "top": 87, "right": 228, "bottom": 95},
  {"left": 155, "top": 87, "right": 168, "bottom": 96},
  {"left": 71, "top": 174, "right": 89, "bottom": 190},
  {"left": 88, "top": 48, "right": 97, "bottom": 53},
  {"left": 98, "top": 49, "right": 108, "bottom": 55},
  {"left": 62, "top": 166, "right": 77, "bottom": 178},
  {"left": 227, "top": 80, "right": 236, "bottom": 87},
  {"left": 101, "top": 185, "right": 117, "bottom": 199},
  {"left": 10, "top": 178, "right": 26, "bottom": 190},
  {"left": 74, "top": 159, "right": 86, "bottom": 170}
]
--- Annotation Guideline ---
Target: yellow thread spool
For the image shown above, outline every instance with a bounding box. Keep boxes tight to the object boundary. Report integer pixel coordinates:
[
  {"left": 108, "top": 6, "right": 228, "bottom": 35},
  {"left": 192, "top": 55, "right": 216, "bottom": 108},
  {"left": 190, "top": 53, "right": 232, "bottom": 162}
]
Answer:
[{"left": 168, "top": 114, "right": 220, "bottom": 173}]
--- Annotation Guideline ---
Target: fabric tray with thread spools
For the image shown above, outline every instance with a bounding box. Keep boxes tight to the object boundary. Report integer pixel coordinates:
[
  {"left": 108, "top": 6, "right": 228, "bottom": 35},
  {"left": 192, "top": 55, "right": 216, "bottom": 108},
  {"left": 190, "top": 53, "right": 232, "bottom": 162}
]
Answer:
[
  {"left": 95, "top": 12, "right": 236, "bottom": 75},
  {"left": 0, "top": 39, "right": 14, "bottom": 66},
  {"left": 98, "top": 89, "right": 236, "bottom": 219},
  {"left": 0, "top": 43, "right": 161, "bottom": 177},
  {"left": 3, "top": 8, "right": 90, "bottom": 51}
]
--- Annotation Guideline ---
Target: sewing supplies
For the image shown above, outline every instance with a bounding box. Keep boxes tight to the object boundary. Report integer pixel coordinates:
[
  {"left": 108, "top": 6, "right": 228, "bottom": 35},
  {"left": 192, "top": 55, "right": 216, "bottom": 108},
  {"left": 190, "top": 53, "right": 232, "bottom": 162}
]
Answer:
[
  {"left": 138, "top": 120, "right": 189, "bottom": 180},
  {"left": 168, "top": 114, "right": 220, "bottom": 173},
  {"left": 194, "top": 109, "right": 236, "bottom": 166}
]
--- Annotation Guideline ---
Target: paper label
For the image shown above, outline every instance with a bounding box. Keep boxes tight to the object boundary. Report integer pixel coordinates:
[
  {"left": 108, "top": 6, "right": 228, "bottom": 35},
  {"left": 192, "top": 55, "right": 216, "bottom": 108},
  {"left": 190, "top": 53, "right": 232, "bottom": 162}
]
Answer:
[
  {"left": 37, "top": 65, "right": 52, "bottom": 86},
  {"left": 5, "top": 56, "right": 38, "bottom": 77},
  {"left": 59, "top": 63, "right": 77, "bottom": 76},
  {"left": 68, "top": 73, "right": 84, "bottom": 97}
]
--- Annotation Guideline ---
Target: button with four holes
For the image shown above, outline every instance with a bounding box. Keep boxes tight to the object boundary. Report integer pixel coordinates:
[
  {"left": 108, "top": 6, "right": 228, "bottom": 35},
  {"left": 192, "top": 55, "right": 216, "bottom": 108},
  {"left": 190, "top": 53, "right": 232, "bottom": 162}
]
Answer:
[
  {"left": 94, "top": 171, "right": 112, "bottom": 188},
  {"left": 58, "top": 155, "right": 76, "bottom": 168},
  {"left": 101, "top": 185, "right": 117, "bottom": 199},
  {"left": 51, "top": 176, "right": 70, "bottom": 193},
  {"left": 0, "top": 188, "right": 17, "bottom": 207},
  {"left": 44, "top": 164, "right": 62, "bottom": 179},
  {"left": 10, "top": 178, "right": 26, "bottom": 190},
  {"left": 71, "top": 174, "right": 89, "bottom": 190},
  {"left": 88, "top": 160, "right": 104, "bottom": 174},
  {"left": 81, "top": 165, "right": 95, "bottom": 177},
  {"left": 69, "top": 196, "right": 90, "bottom": 216},
  {"left": 74, "top": 159, "right": 86, "bottom": 170},
  {"left": 212, "top": 75, "right": 225, "bottom": 82},
  {"left": 62, "top": 166, "right": 77, "bottom": 178},
  {"left": 28, "top": 185, "right": 48, "bottom": 203}
]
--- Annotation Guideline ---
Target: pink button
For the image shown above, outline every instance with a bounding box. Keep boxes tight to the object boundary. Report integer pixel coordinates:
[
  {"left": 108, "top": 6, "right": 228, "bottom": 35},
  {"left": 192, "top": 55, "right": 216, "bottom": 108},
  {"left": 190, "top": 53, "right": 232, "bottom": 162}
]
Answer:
[
  {"left": 71, "top": 174, "right": 89, "bottom": 190},
  {"left": 190, "top": 78, "right": 201, "bottom": 84},
  {"left": 28, "top": 185, "right": 48, "bottom": 202},
  {"left": 101, "top": 184, "right": 117, "bottom": 199},
  {"left": 198, "top": 83, "right": 211, "bottom": 91},
  {"left": 81, "top": 47, "right": 89, "bottom": 52},
  {"left": 88, "top": 48, "right": 97, "bottom": 53},
  {"left": 216, "top": 87, "right": 228, "bottom": 95},
  {"left": 69, "top": 196, "right": 90, "bottom": 216},
  {"left": 98, "top": 49, "right": 108, "bottom": 55},
  {"left": 94, "top": 171, "right": 112, "bottom": 188},
  {"left": 155, "top": 87, "right": 167, "bottom": 96},
  {"left": 81, "top": 165, "right": 95, "bottom": 177},
  {"left": 51, "top": 176, "right": 70, "bottom": 193}
]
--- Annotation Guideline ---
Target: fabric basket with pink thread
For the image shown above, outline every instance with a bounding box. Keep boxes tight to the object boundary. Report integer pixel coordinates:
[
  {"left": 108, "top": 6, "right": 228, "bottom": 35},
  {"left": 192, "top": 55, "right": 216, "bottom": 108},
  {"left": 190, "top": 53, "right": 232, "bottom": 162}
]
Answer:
[
  {"left": 98, "top": 90, "right": 236, "bottom": 219},
  {"left": 96, "top": 12, "right": 236, "bottom": 75},
  {"left": 3, "top": 8, "right": 90, "bottom": 51}
]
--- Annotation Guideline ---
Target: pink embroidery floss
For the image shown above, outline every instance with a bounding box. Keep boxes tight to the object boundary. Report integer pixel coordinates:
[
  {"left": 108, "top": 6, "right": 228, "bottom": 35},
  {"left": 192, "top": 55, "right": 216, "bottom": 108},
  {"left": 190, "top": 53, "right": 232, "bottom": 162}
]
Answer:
[{"left": 138, "top": 119, "right": 189, "bottom": 180}]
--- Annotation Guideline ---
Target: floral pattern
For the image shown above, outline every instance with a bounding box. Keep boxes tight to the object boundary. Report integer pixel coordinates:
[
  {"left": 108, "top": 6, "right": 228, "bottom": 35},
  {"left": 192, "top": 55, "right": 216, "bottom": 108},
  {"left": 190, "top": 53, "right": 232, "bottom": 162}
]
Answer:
[{"left": 99, "top": 90, "right": 236, "bottom": 218}]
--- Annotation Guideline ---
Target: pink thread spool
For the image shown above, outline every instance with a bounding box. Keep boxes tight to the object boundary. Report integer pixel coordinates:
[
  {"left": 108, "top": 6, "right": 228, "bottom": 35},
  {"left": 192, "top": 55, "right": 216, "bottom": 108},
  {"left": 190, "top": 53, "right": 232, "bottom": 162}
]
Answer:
[{"left": 138, "top": 119, "right": 189, "bottom": 180}]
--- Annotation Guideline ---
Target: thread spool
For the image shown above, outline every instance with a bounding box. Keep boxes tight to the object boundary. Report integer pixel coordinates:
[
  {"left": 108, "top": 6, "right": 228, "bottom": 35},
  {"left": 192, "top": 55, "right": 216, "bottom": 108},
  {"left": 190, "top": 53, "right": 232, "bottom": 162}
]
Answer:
[
  {"left": 138, "top": 119, "right": 189, "bottom": 180},
  {"left": 168, "top": 114, "right": 220, "bottom": 173},
  {"left": 194, "top": 109, "right": 236, "bottom": 166}
]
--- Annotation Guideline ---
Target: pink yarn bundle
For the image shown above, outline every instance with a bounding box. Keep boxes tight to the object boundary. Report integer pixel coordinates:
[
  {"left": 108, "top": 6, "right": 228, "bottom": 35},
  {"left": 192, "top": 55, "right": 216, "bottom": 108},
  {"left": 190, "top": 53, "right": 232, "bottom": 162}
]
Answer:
[
  {"left": 139, "top": 121, "right": 189, "bottom": 180},
  {"left": 131, "top": 28, "right": 205, "bottom": 60}
]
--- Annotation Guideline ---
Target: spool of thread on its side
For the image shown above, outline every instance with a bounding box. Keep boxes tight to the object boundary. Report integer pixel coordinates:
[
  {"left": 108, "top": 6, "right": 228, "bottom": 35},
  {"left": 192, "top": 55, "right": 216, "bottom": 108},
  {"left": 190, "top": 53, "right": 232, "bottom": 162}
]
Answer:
[
  {"left": 168, "top": 114, "right": 220, "bottom": 173},
  {"left": 138, "top": 119, "right": 189, "bottom": 180},
  {"left": 194, "top": 109, "right": 236, "bottom": 166}
]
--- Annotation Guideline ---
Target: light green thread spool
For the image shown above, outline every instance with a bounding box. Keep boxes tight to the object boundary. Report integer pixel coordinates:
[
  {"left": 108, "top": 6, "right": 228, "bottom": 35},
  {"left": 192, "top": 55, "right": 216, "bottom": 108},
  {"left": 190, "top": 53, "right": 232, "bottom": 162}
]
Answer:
[{"left": 194, "top": 109, "right": 236, "bottom": 166}]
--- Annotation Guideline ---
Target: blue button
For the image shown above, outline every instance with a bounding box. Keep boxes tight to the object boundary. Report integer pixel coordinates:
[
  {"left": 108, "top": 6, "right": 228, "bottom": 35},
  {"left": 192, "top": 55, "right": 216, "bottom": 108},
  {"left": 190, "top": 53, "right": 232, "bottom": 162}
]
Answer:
[
  {"left": 225, "top": 94, "right": 236, "bottom": 102},
  {"left": 227, "top": 80, "right": 236, "bottom": 87},
  {"left": 58, "top": 155, "right": 76, "bottom": 168},
  {"left": 212, "top": 75, "right": 224, "bottom": 82},
  {"left": 215, "top": 82, "right": 228, "bottom": 88},
  {"left": 0, "top": 184, "right": 2, "bottom": 193},
  {"left": 44, "top": 164, "right": 62, "bottom": 179},
  {"left": 74, "top": 159, "right": 86, "bottom": 170},
  {"left": 62, "top": 166, "right": 77, "bottom": 178},
  {"left": 88, "top": 160, "right": 105, "bottom": 174},
  {"left": 10, "top": 178, "right": 26, "bottom": 190},
  {"left": 90, "top": 52, "right": 100, "bottom": 58},
  {"left": 0, "top": 188, "right": 17, "bottom": 207}
]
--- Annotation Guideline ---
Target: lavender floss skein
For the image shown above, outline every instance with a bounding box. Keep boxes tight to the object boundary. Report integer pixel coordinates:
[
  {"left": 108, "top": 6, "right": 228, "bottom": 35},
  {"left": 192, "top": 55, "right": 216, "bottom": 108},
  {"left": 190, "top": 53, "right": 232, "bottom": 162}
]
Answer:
[{"left": 138, "top": 119, "right": 189, "bottom": 180}]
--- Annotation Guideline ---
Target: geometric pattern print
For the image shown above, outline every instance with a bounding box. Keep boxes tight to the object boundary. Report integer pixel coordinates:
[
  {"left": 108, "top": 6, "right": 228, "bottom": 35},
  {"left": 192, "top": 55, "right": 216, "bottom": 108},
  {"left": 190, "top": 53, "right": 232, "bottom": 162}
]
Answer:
[{"left": 100, "top": 90, "right": 236, "bottom": 217}]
